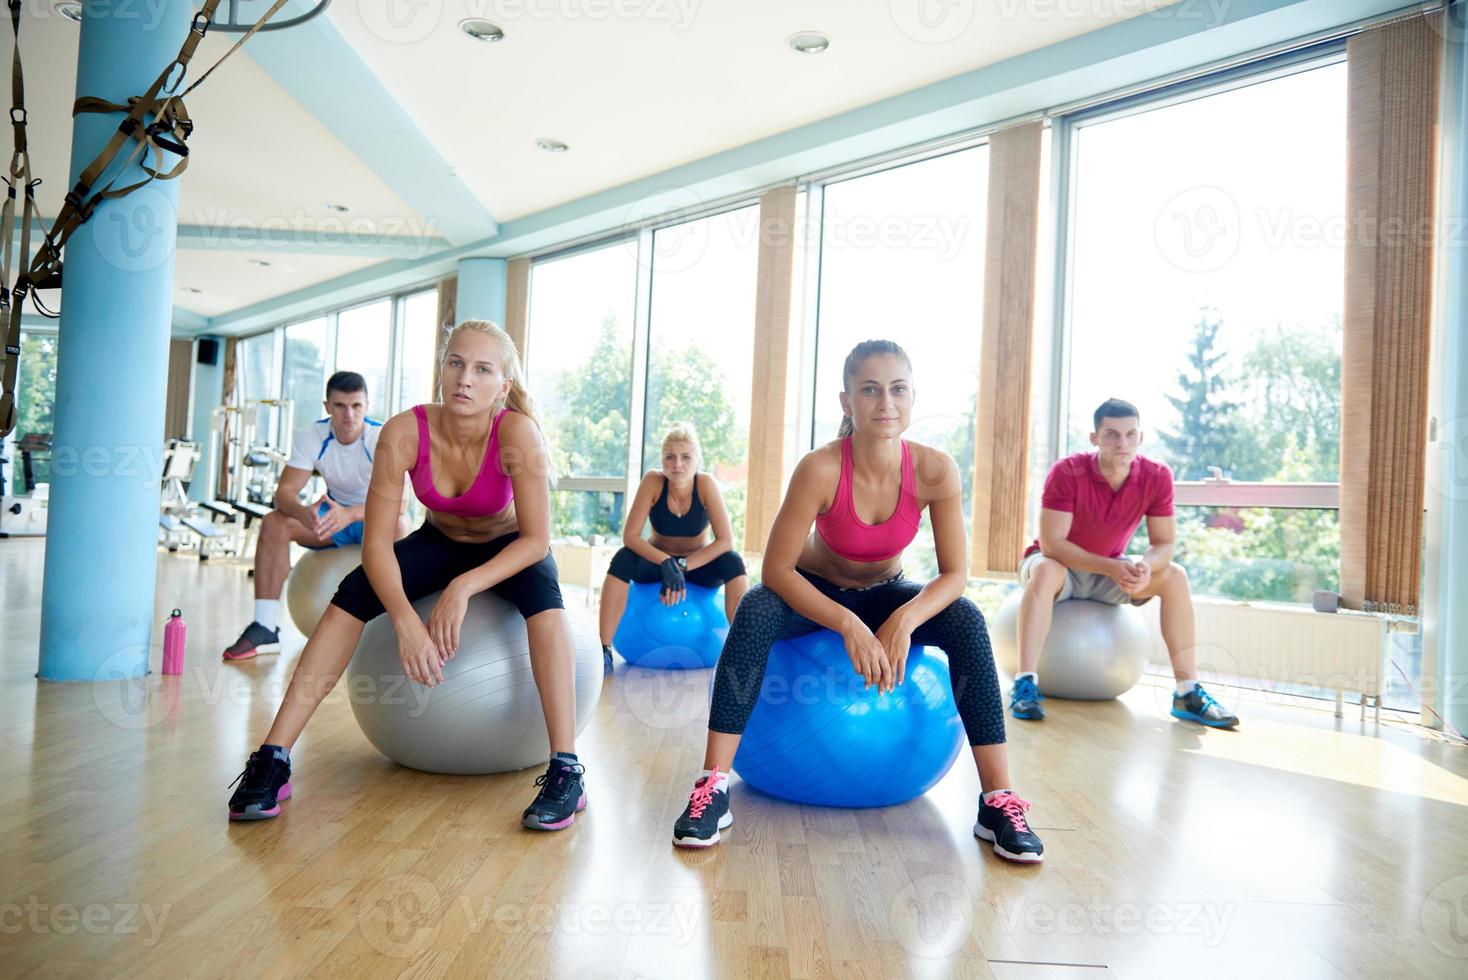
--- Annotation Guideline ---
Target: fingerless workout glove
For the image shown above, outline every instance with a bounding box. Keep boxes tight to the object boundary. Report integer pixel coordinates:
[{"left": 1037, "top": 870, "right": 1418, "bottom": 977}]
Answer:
[{"left": 659, "top": 557, "right": 686, "bottom": 595}]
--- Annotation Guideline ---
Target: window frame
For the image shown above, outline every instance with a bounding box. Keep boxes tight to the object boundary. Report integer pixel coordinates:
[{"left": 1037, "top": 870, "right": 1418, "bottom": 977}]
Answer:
[
  {"left": 509, "top": 43, "right": 1361, "bottom": 532},
  {"left": 229, "top": 276, "right": 444, "bottom": 428},
  {"left": 521, "top": 231, "right": 642, "bottom": 501},
  {"left": 1048, "top": 44, "right": 1350, "bottom": 512},
  {"left": 800, "top": 140, "right": 994, "bottom": 456}
]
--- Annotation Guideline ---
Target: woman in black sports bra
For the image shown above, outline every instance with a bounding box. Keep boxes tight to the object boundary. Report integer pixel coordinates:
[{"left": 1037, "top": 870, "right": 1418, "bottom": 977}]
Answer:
[{"left": 598, "top": 422, "right": 748, "bottom": 666}]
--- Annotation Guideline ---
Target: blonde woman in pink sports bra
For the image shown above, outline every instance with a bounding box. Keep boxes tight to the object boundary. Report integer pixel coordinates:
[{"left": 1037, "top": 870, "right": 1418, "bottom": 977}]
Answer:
[
  {"left": 228, "top": 320, "right": 589, "bottom": 832},
  {"left": 671, "top": 340, "right": 1044, "bottom": 863}
]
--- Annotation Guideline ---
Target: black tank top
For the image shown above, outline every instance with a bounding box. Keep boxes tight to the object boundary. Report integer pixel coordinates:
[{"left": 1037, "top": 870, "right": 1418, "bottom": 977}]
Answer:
[{"left": 649, "top": 475, "right": 709, "bottom": 537}]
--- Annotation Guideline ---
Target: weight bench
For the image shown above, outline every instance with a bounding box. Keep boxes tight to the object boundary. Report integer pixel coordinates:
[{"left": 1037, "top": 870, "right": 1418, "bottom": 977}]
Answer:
[{"left": 158, "top": 513, "right": 236, "bottom": 560}]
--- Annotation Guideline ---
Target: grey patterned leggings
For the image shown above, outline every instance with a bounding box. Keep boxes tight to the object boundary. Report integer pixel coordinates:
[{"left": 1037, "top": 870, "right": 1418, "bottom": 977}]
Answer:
[{"left": 708, "top": 569, "right": 1007, "bottom": 746}]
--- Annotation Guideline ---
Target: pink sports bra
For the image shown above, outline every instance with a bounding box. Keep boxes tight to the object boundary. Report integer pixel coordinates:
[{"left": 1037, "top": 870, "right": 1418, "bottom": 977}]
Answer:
[
  {"left": 409, "top": 404, "right": 514, "bottom": 518},
  {"left": 815, "top": 437, "right": 922, "bottom": 563}
]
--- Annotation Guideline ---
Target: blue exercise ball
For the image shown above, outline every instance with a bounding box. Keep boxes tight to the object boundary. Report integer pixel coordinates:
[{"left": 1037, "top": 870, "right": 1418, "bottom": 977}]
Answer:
[
  {"left": 613, "top": 581, "right": 728, "bottom": 669},
  {"left": 731, "top": 629, "right": 965, "bottom": 808}
]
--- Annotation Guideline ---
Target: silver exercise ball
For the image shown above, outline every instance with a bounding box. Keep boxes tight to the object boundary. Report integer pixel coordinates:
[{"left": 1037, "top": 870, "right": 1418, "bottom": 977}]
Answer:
[
  {"left": 347, "top": 590, "right": 603, "bottom": 774},
  {"left": 992, "top": 592, "right": 1151, "bottom": 700},
  {"left": 287, "top": 545, "right": 363, "bottom": 635}
]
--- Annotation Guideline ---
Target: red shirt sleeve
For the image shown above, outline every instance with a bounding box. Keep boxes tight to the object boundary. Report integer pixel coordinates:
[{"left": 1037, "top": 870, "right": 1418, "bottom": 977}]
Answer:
[
  {"left": 1147, "top": 462, "right": 1176, "bottom": 517},
  {"left": 1040, "top": 460, "right": 1077, "bottom": 513}
]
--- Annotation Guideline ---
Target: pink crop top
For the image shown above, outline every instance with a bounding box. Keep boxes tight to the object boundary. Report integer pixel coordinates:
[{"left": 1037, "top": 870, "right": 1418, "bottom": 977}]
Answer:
[
  {"left": 815, "top": 437, "right": 922, "bottom": 563},
  {"left": 409, "top": 404, "right": 514, "bottom": 518}
]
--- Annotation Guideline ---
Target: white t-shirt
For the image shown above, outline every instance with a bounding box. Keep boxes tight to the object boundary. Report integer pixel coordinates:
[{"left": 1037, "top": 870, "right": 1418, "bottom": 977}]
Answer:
[{"left": 286, "top": 418, "right": 382, "bottom": 507}]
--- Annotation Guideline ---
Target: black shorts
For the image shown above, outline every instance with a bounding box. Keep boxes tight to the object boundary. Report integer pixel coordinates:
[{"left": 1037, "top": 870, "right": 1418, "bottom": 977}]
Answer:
[
  {"left": 606, "top": 546, "right": 747, "bottom": 588},
  {"left": 330, "top": 523, "right": 564, "bottom": 623}
]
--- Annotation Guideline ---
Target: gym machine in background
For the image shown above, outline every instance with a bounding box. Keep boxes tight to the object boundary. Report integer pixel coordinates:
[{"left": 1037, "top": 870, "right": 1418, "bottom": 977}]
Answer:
[
  {"left": 157, "top": 399, "right": 293, "bottom": 560},
  {"left": 0, "top": 432, "right": 51, "bottom": 538}
]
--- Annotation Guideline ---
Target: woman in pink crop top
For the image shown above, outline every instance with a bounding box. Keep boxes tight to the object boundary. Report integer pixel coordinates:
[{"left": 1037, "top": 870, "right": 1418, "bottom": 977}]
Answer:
[
  {"left": 672, "top": 340, "right": 1044, "bottom": 864},
  {"left": 229, "top": 320, "right": 589, "bottom": 833}
]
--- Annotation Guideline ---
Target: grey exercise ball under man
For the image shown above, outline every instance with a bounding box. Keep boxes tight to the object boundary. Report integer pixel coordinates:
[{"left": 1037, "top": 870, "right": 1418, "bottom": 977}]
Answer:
[
  {"left": 347, "top": 589, "right": 604, "bottom": 775},
  {"left": 992, "top": 593, "right": 1152, "bottom": 700},
  {"left": 286, "top": 545, "right": 364, "bottom": 635}
]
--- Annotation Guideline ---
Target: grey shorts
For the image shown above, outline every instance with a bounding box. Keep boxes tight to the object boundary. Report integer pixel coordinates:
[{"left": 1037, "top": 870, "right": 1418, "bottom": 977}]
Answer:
[{"left": 1018, "top": 551, "right": 1152, "bottom": 606}]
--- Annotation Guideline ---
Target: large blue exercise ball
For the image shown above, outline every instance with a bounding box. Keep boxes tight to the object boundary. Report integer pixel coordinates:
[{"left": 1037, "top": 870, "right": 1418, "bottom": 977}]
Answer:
[
  {"left": 613, "top": 581, "right": 728, "bottom": 669},
  {"left": 731, "top": 629, "right": 965, "bottom": 808}
]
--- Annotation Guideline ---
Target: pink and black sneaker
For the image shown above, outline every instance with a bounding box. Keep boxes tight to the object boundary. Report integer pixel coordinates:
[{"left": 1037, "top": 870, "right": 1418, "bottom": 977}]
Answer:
[
  {"left": 974, "top": 790, "right": 1045, "bottom": 863},
  {"left": 521, "top": 759, "right": 587, "bottom": 831},
  {"left": 227, "top": 746, "right": 292, "bottom": 821},
  {"left": 223, "top": 622, "right": 281, "bottom": 661},
  {"left": 672, "top": 770, "right": 732, "bottom": 848}
]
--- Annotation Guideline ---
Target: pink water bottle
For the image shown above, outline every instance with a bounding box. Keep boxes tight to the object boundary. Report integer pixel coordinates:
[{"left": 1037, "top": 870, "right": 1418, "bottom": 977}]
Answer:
[{"left": 162, "top": 609, "right": 186, "bottom": 675}]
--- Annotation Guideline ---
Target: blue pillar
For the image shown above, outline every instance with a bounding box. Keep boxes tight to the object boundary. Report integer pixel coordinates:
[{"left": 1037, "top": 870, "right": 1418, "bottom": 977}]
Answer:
[
  {"left": 189, "top": 336, "right": 223, "bottom": 502},
  {"left": 455, "top": 257, "right": 508, "bottom": 324},
  {"left": 39, "top": 1, "right": 191, "bottom": 681},
  {"left": 1429, "top": 2, "right": 1468, "bottom": 734}
]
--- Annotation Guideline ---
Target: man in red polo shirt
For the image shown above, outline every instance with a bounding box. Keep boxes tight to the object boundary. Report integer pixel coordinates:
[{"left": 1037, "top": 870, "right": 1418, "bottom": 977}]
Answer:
[{"left": 1009, "top": 398, "right": 1239, "bottom": 729}]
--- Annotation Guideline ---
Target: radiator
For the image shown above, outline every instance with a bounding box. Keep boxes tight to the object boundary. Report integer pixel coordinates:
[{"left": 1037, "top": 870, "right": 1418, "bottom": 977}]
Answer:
[{"left": 1139, "top": 597, "right": 1386, "bottom": 715}]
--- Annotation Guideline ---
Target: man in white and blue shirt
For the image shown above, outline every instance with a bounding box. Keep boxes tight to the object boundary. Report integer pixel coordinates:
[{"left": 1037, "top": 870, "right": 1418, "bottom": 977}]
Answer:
[{"left": 223, "top": 371, "right": 402, "bottom": 660}]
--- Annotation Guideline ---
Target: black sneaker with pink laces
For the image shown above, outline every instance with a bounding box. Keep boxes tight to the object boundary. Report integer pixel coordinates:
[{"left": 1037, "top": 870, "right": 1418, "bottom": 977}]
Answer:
[
  {"left": 974, "top": 790, "right": 1045, "bottom": 863},
  {"left": 672, "top": 770, "right": 732, "bottom": 848}
]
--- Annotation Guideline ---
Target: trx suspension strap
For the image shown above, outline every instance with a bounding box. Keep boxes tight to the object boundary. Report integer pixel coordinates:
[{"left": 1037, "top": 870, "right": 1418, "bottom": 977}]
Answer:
[
  {"left": 0, "top": 0, "right": 39, "bottom": 443},
  {"left": 0, "top": 0, "right": 291, "bottom": 439}
]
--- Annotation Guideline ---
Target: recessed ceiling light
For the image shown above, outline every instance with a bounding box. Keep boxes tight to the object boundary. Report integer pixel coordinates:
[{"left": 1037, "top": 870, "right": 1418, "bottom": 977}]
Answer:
[
  {"left": 247, "top": 258, "right": 272, "bottom": 268},
  {"left": 535, "top": 138, "right": 569, "bottom": 153},
  {"left": 459, "top": 19, "right": 505, "bottom": 43},
  {"left": 323, "top": 203, "right": 350, "bottom": 213},
  {"left": 181, "top": 286, "right": 203, "bottom": 294},
  {"left": 787, "top": 31, "right": 830, "bottom": 55},
  {"left": 54, "top": 2, "right": 83, "bottom": 22}
]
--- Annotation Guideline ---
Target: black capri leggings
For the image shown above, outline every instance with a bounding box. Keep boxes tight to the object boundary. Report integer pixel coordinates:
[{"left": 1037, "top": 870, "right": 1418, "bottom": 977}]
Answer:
[
  {"left": 707, "top": 569, "right": 1006, "bottom": 746},
  {"left": 330, "top": 522, "right": 564, "bottom": 622},
  {"left": 607, "top": 546, "right": 747, "bottom": 588}
]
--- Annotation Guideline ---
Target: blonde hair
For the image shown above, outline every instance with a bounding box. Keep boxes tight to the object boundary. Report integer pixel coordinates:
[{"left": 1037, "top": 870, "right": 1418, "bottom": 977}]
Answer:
[
  {"left": 661, "top": 421, "right": 703, "bottom": 466},
  {"left": 837, "top": 339, "right": 913, "bottom": 438},
  {"left": 440, "top": 319, "right": 557, "bottom": 482}
]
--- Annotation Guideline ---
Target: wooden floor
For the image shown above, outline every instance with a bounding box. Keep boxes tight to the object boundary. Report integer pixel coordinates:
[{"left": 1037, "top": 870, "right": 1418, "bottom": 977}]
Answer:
[{"left": 2, "top": 537, "right": 1466, "bottom": 979}]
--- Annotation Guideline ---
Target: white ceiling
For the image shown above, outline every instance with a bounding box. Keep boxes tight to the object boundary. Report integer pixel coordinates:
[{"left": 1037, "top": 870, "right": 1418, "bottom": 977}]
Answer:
[
  {"left": 20, "top": 0, "right": 1173, "bottom": 323},
  {"left": 171, "top": 249, "right": 382, "bottom": 317},
  {"left": 328, "top": 0, "right": 1176, "bottom": 221},
  {"left": 24, "top": 11, "right": 422, "bottom": 228}
]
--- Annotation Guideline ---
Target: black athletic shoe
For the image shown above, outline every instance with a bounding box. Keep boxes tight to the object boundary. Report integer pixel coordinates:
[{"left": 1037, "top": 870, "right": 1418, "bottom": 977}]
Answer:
[
  {"left": 521, "top": 760, "right": 587, "bottom": 830},
  {"left": 227, "top": 747, "right": 292, "bottom": 821},
  {"left": 672, "top": 771, "right": 733, "bottom": 848},
  {"left": 974, "top": 791, "right": 1044, "bottom": 863},
  {"left": 223, "top": 621, "right": 281, "bottom": 661},
  {"left": 1171, "top": 683, "right": 1240, "bottom": 729},
  {"left": 603, "top": 644, "right": 614, "bottom": 675}
]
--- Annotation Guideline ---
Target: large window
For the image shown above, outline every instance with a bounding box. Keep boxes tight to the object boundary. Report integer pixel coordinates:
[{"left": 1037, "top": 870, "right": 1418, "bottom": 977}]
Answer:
[
  {"left": 1064, "top": 62, "right": 1347, "bottom": 602},
  {"left": 282, "top": 317, "right": 327, "bottom": 434},
  {"left": 396, "top": 289, "right": 439, "bottom": 415},
  {"left": 643, "top": 206, "right": 759, "bottom": 544},
  {"left": 526, "top": 239, "right": 639, "bottom": 538},
  {"left": 237, "top": 330, "right": 283, "bottom": 449},
  {"left": 8, "top": 331, "right": 57, "bottom": 491},
  {"left": 1124, "top": 505, "right": 1339, "bottom": 602},
  {"left": 814, "top": 145, "right": 990, "bottom": 579},
  {"left": 336, "top": 299, "right": 392, "bottom": 419}
]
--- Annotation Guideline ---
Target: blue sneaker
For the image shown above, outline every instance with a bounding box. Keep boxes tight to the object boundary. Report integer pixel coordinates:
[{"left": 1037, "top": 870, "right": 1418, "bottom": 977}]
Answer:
[
  {"left": 1010, "top": 676, "right": 1045, "bottom": 720},
  {"left": 1171, "top": 683, "right": 1239, "bottom": 729}
]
